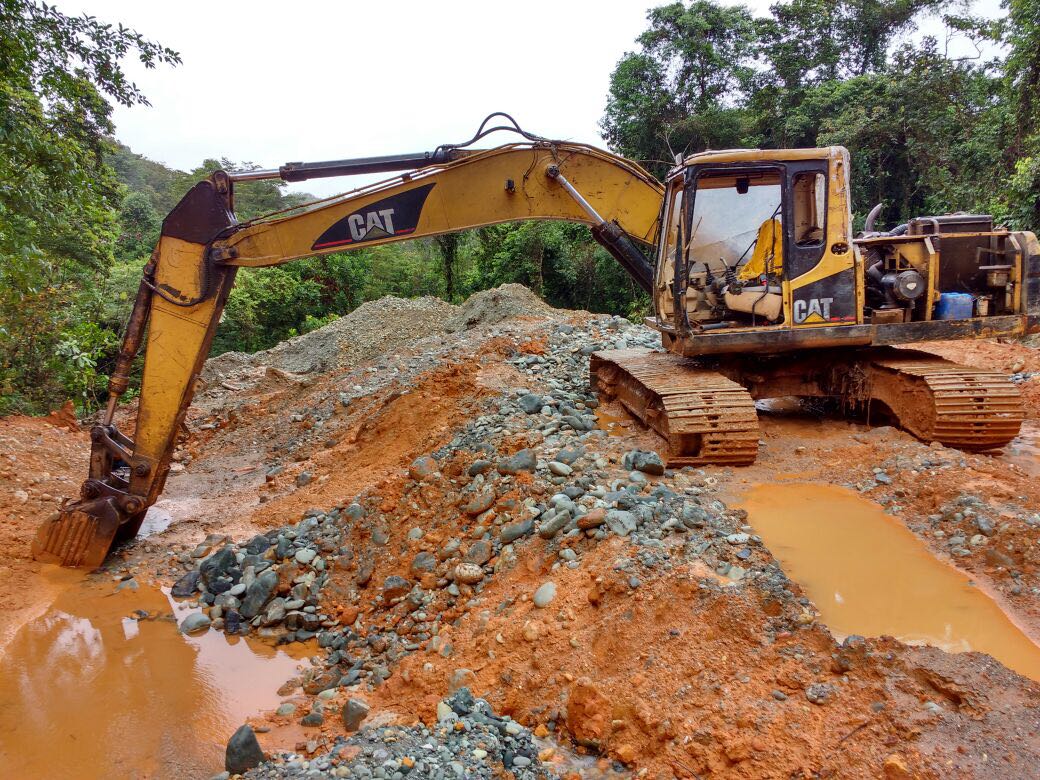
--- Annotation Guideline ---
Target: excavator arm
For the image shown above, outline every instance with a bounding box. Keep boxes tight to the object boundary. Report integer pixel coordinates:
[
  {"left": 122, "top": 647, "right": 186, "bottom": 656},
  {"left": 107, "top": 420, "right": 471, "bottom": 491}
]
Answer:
[{"left": 33, "top": 122, "right": 664, "bottom": 567}]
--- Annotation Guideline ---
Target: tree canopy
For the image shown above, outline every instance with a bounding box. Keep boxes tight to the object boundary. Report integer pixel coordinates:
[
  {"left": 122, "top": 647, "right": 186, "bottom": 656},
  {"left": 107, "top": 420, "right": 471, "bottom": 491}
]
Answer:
[{"left": 602, "top": 0, "right": 1039, "bottom": 234}]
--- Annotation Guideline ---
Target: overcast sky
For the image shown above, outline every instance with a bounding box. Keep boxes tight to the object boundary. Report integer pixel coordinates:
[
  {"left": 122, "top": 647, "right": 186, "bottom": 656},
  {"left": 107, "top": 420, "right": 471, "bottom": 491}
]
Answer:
[{"left": 65, "top": 0, "right": 1004, "bottom": 198}]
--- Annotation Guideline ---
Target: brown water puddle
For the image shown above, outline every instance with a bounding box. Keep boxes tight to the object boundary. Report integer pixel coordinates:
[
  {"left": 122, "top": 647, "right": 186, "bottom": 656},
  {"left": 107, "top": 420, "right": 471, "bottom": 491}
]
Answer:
[
  {"left": 739, "top": 483, "right": 1040, "bottom": 682},
  {"left": 0, "top": 571, "right": 312, "bottom": 778},
  {"left": 594, "top": 408, "right": 628, "bottom": 436}
]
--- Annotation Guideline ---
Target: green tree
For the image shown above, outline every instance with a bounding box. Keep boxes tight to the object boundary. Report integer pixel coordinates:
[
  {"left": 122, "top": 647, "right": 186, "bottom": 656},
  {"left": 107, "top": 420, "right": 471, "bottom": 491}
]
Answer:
[
  {"left": 434, "top": 233, "right": 461, "bottom": 301},
  {"left": 115, "top": 190, "right": 161, "bottom": 261},
  {"left": 0, "top": 0, "right": 178, "bottom": 412},
  {"left": 602, "top": 1, "right": 758, "bottom": 169}
]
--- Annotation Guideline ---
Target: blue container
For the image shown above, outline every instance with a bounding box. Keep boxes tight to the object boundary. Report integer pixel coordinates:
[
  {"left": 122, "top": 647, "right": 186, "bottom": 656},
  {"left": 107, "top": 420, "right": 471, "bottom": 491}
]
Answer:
[{"left": 935, "top": 292, "right": 974, "bottom": 320}]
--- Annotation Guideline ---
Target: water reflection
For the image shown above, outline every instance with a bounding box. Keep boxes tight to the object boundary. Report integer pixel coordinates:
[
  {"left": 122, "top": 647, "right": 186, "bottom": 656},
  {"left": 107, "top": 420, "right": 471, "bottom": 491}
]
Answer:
[{"left": 0, "top": 575, "right": 310, "bottom": 779}]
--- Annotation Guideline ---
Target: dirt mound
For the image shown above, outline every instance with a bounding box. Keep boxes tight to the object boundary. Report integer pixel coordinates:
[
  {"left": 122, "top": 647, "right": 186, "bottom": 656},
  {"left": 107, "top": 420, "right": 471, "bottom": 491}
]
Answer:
[
  {"left": 205, "top": 296, "right": 459, "bottom": 381},
  {"left": 446, "top": 283, "right": 556, "bottom": 332}
]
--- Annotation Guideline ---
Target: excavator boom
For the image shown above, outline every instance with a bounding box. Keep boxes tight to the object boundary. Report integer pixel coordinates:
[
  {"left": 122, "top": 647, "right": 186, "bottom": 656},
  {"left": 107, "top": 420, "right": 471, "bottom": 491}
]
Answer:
[{"left": 33, "top": 121, "right": 664, "bottom": 568}]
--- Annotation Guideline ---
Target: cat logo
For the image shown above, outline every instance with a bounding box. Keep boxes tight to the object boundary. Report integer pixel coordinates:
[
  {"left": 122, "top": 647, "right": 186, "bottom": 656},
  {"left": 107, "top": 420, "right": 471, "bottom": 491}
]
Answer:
[
  {"left": 793, "top": 297, "right": 833, "bottom": 324},
  {"left": 312, "top": 183, "right": 435, "bottom": 250}
]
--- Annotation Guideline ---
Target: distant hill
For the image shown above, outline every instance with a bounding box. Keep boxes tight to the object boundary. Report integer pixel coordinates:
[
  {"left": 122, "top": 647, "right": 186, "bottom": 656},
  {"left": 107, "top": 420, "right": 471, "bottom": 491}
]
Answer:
[
  {"left": 106, "top": 141, "right": 314, "bottom": 222},
  {"left": 107, "top": 142, "right": 188, "bottom": 214}
]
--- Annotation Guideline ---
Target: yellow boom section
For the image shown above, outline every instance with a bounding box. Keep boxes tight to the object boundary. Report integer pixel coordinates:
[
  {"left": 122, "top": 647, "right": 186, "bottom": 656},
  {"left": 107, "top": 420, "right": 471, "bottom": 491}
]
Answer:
[{"left": 220, "top": 142, "right": 662, "bottom": 267}]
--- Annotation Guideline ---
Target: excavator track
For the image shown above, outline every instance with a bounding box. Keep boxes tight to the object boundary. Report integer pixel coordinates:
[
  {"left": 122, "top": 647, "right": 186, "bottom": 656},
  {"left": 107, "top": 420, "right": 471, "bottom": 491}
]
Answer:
[
  {"left": 590, "top": 348, "right": 759, "bottom": 466},
  {"left": 861, "top": 350, "right": 1024, "bottom": 451}
]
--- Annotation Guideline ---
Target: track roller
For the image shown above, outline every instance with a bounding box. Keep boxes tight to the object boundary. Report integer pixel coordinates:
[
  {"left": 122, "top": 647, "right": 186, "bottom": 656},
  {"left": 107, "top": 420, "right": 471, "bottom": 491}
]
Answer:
[{"left": 590, "top": 348, "right": 759, "bottom": 466}]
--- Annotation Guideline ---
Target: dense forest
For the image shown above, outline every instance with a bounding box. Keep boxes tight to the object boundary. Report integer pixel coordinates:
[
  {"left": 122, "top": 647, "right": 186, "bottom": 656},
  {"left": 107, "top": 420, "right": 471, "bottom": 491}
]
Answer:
[{"left": 1, "top": 0, "right": 1038, "bottom": 415}]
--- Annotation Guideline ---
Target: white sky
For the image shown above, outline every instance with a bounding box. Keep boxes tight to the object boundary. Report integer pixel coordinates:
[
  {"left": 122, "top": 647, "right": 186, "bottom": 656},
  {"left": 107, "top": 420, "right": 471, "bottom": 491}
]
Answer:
[{"left": 64, "top": 0, "right": 1004, "bottom": 199}]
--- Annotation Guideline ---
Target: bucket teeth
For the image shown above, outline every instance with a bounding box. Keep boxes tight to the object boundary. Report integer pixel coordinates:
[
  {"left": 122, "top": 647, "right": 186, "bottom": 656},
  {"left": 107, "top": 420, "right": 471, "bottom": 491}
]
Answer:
[
  {"left": 32, "top": 502, "right": 122, "bottom": 569},
  {"left": 591, "top": 348, "right": 759, "bottom": 466}
]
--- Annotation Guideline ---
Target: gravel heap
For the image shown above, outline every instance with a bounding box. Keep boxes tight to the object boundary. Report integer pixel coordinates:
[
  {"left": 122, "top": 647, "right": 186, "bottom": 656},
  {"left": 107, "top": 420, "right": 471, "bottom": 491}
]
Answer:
[
  {"left": 205, "top": 296, "right": 459, "bottom": 379},
  {"left": 170, "top": 509, "right": 345, "bottom": 641},
  {"left": 184, "top": 309, "right": 803, "bottom": 671},
  {"left": 244, "top": 688, "right": 555, "bottom": 779},
  {"left": 445, "top": 283, "right": 554, "bottom": 332}
]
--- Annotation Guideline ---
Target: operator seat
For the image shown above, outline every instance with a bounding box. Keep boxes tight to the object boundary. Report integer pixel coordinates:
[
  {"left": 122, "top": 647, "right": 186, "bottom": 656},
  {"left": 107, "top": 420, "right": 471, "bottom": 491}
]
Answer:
[{"left": 723, "top": 217, "right": 785, "bottom": 322}]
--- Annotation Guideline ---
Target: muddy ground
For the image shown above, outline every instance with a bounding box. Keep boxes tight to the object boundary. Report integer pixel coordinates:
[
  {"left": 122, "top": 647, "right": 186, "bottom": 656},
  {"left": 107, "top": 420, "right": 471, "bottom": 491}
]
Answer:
[{"left": 2, "top": 284, "right": 1040, "bottom": 779}]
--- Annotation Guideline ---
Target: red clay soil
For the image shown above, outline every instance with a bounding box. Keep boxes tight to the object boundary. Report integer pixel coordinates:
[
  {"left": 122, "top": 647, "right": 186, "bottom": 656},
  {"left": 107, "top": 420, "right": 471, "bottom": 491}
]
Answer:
[
  {"left": 4, "top": 325, "right": 1040, "bottom": 779},
  {"left": 0, "top": 414, "right": 88, "bottom": 651}
]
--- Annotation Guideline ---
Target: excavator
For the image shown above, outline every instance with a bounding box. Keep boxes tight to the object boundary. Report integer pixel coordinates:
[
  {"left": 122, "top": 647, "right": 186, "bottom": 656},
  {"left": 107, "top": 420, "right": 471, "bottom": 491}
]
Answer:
[{"left": 33, "top": 113, "right": 1040, "bottom": 568}]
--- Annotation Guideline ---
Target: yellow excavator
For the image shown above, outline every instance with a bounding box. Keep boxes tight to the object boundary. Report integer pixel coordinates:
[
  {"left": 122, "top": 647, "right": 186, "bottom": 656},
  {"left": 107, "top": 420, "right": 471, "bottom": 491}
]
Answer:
[{"left": 33, "top": 114, "right": 1040, "bottom": 567}]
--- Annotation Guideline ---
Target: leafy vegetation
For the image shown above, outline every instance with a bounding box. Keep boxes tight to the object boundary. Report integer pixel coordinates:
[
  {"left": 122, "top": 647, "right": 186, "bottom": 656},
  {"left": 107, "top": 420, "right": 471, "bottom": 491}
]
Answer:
[
  {"left": 602, "top": 0, "right": 1040, "bottom": 232},
  {"left": 1, "top": 0, "right": 1038, "bottom": 415}
]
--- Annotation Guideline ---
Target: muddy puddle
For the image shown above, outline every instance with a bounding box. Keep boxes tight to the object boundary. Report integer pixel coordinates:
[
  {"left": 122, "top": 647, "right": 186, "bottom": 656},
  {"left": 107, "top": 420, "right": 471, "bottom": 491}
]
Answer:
[
  {"left": 739, "top": 483, "right": 1040, "bottom": 682},
  {"left": 594, "top": 407, "right": 628, "bottom": 436},
  {"left": 0, "top": 570, "right": 312, "bottom": 778}
]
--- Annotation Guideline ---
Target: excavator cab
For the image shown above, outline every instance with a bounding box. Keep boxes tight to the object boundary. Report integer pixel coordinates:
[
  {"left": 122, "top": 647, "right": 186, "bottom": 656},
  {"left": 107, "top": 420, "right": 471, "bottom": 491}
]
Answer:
[
  {"left": 649, "top": 146, "right": 1039, "bottom": 358},
  {"left": 652, "top": 147, "right": 859, "bottom": 345}
]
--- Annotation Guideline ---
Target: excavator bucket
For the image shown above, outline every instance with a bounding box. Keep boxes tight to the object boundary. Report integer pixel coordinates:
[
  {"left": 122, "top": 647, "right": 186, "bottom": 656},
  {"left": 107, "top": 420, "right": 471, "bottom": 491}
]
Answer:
[{"left": 31, "top": 498, "right": 127, "bottom": 569}]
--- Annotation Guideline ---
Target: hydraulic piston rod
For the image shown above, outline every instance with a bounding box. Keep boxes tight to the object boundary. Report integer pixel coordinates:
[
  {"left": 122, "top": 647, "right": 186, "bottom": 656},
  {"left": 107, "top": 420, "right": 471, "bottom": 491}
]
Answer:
[{"left": 545, "top": 164, "right": 655, "bottom": 293}]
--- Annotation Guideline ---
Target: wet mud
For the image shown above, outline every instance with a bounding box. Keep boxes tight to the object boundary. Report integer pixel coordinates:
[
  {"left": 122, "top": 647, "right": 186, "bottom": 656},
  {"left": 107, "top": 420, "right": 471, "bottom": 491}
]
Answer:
[{"left": 740, "top": 482, "right": 1040, "bottom": 681}]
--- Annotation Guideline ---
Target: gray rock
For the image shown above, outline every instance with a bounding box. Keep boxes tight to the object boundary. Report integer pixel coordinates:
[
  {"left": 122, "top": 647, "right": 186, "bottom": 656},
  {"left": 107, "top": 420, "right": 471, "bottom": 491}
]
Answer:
[
  {"left": 225, "top": 724, "right": 265, "bottom": 774},
  {"left": 301, "top": 711, "right": 324, "bottom": 727},
  {"left": 805, "top": 683, "right": 834, "bottom": 705},
  {"left": 464, "top": 540, "right": 493, "bottom": 566},
  {"left": 200, "top": 546, "right": 236, "bottom": 585},
  {"left": 500, "top": 519, "right": 534, "bottom": 543},
  {"left": 462, "top": 489, "right": 496, "bottom": 515},
  {"left": 263, "top": 598, "right": 287, "bottom": 626},
  {"left": 975, "top": 515, "right": 996, "bottom": 537},
  {"left": 562, "top": 414, "right": 593, "bottom": 432},
  {"left": 468, "top": 459, "right": 493, "bottom": 477},
  {"left": 537, "top": 510, "right": 571, "bottom": 539},
  {"left": 342, "top": 698, "right": 370, "bottom": 732},
  {"left": 410, "top": 551, "right": 437, "bottom": 575},
  {"left": 627, "top": 450, "right": 665, "bottom": 476},
  {"left": 533, "top": 581, "right": 556, "bottom": 608},
  {"left": 605, "top": 509, "right": 638, "bottom": 537},
  {"left": 409, "top": 456, "right": 439, "bottom": 480},
  {"left": 244, "top": 535, "right": 271, "bottom": 555},
  {"left": 498, "top": 449, "right": 536, "bottom": 475},
  {"left": 171, "top": 570, "right": 200, "bottom": 598},
  {"left": 556, "top": 445, "right": 585, "bottom": 465},
  {"left": 294, "top": 548, "right": 317, "bottom": 565},
  {"left": 179, "top": 613, "right": 211, "bottom": 634},
  {"left": 548, "top": 461, "right": 573, "bottom": 477},
  {"left": 382, "top": 575, "right": 412, "bottom": 601},
  {"left": 296, "top": 471, "right": 313, "bottom": 488},
  {"left": 239, "top": 569, "right": 279, "bottom": 619},
  {"left": 518, "top": 393, "right": 544, "bottom": 414}
]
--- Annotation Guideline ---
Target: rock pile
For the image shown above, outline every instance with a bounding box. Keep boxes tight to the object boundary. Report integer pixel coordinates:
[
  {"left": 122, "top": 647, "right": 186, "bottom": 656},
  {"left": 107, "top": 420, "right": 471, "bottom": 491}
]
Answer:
[
  {"left": 171, "top": 510, "right": 345, "bottom": 642},
  {"left": 244, "top": 688, "right": 554, "bottom": 779}
]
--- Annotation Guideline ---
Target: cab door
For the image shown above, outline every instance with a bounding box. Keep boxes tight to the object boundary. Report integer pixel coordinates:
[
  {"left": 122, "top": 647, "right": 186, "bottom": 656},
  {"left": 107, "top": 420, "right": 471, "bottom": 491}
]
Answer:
[{"left": 784, "top": 155, "right": 858, "bottom": 326}]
